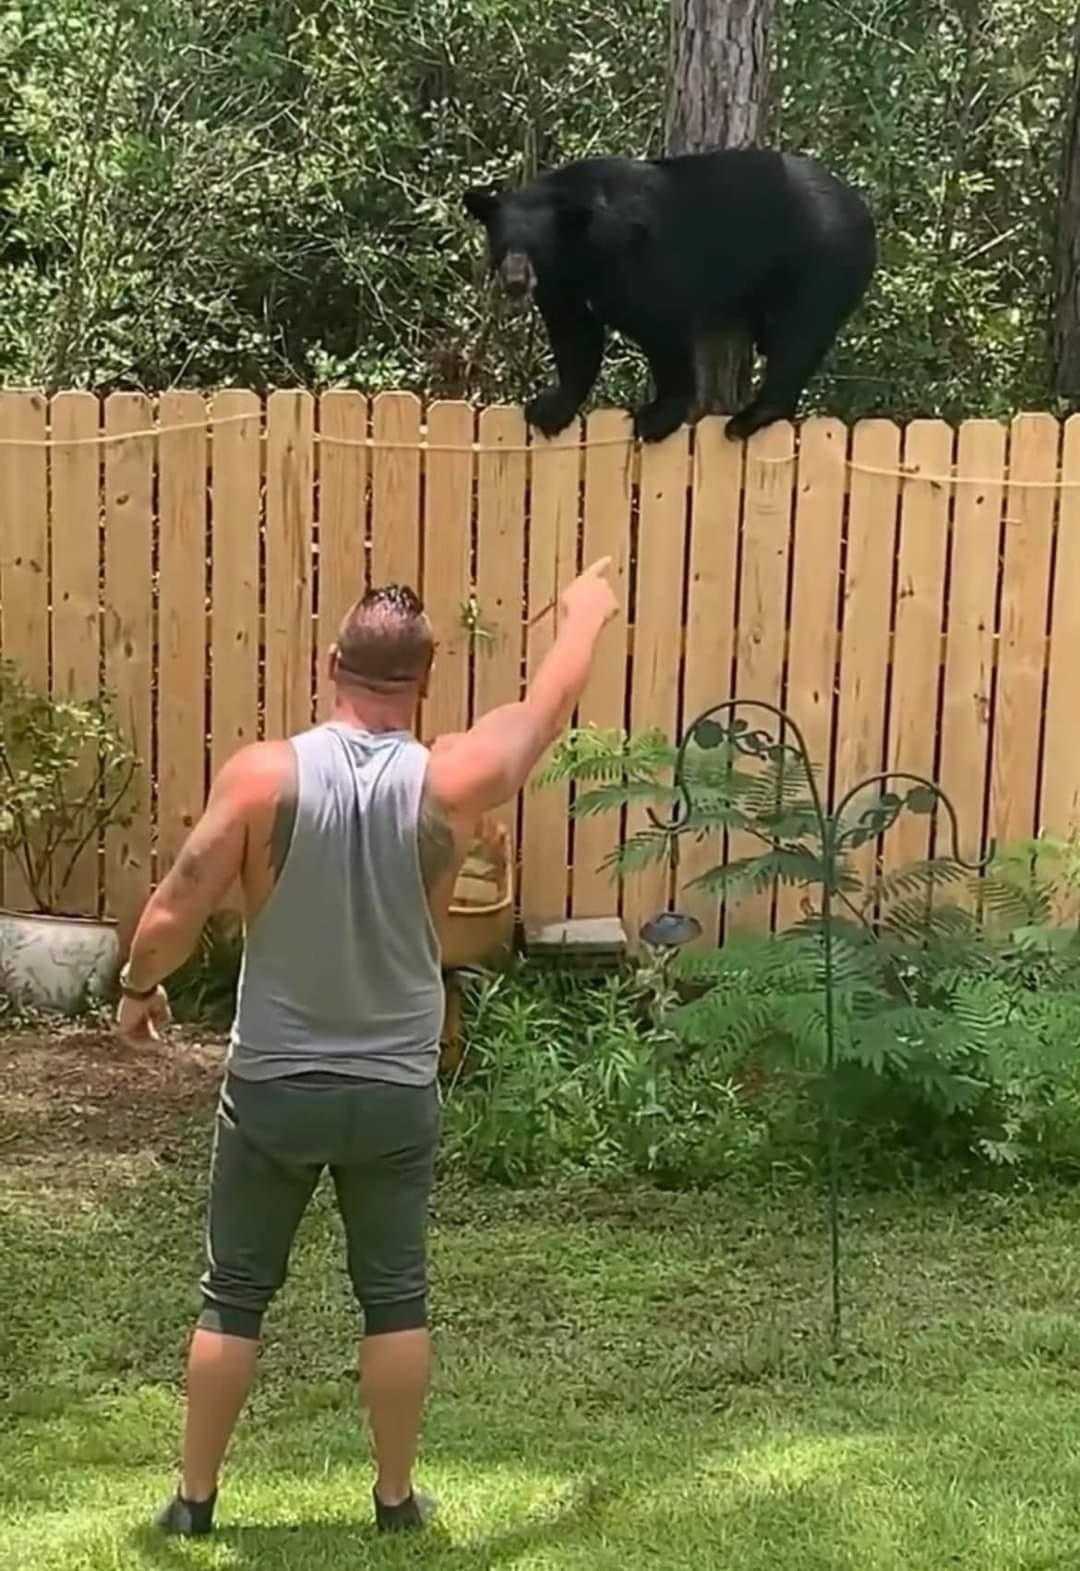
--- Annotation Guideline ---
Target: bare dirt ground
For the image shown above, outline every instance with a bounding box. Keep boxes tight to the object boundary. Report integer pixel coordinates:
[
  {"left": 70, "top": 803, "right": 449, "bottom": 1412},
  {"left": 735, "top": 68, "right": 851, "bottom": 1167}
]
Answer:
[{"left": 0, "top": 1024, "right": 226, "bottom": 1199}]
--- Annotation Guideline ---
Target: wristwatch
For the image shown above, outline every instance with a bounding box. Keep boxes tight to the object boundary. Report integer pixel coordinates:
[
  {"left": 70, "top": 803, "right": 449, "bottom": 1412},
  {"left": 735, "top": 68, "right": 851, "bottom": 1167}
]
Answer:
[{"left": 118, "top": 962, "right": 160, "bottom": 1001}]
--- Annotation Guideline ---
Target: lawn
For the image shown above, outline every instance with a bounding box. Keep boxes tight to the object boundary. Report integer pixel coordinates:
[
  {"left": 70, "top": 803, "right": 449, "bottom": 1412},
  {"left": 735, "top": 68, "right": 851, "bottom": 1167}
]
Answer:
[{"left": 3, "top": 1029, "right": 1080, "bottom": 1570}]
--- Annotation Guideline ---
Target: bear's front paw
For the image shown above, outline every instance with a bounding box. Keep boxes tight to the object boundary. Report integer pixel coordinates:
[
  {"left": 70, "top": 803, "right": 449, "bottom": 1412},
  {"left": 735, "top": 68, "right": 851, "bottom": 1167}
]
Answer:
[
  {"left": 525, "top": 388, "right": 580, "bottom": 438},
  {"left": 632, "top": 398, "right": 689, "bottom": 444},
  {"left": 725, "top": 402, "right": 788, "bottom": 442}
]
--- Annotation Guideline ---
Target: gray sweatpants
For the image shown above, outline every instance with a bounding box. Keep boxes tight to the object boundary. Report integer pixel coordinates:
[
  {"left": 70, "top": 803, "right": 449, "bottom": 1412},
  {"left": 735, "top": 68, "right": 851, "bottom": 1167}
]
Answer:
[{"left": 198, "top": 1072, "right": 440, "bottom": 1340}]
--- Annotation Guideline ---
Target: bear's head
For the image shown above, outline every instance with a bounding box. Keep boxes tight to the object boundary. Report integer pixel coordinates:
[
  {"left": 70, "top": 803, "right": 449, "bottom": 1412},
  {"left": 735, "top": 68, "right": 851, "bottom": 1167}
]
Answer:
[
  {"left": 463, "top": 186, "right": 564, "bottom": 303},
  {"left": 464, "top": 180, "right": 653, "bottom": 303},
  {"left": 464, "top": 182, "right": 624, "bottom": 302}
]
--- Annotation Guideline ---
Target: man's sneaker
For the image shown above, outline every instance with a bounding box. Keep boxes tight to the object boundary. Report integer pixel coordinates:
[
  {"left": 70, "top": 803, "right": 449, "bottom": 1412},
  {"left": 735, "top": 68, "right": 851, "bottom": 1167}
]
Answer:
[
  {"left": 373, "top": 1487, "right": 438, "bottom": 1534},
  {"left": 154, "top": 1490, "right": 217, "bottom": 1536}
]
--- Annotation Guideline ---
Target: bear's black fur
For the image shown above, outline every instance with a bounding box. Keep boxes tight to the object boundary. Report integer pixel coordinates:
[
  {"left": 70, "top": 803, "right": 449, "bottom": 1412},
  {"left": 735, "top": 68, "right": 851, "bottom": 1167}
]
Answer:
[{"left": 464, "top": 149, "right": 876, "bottom": 442}]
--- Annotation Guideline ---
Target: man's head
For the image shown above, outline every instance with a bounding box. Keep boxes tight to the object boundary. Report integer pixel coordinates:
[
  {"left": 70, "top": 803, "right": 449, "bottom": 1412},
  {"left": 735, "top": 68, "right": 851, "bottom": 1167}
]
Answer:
[{"left": 330, "top": 584, "right": 435, "bottom": 702}]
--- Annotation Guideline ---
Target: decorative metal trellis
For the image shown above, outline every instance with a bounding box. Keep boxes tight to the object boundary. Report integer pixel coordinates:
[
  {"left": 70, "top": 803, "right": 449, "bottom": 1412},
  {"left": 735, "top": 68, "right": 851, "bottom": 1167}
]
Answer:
[{"left": 640, "top": 699, "right": 994, "bottom": 1353}]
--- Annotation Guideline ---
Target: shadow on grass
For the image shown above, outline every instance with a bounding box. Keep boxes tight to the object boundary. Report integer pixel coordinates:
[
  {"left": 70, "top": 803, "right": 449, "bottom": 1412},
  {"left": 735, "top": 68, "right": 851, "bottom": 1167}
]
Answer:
[{"left": 133, "top": 1477, "right": 619, "bottom": 1569}]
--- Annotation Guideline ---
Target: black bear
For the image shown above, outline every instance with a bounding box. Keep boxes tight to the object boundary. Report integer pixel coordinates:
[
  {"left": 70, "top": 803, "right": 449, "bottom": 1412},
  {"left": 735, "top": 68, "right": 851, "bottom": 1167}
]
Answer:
[{"left": 464, "top": 149, "right": 876, "bottom": 443}]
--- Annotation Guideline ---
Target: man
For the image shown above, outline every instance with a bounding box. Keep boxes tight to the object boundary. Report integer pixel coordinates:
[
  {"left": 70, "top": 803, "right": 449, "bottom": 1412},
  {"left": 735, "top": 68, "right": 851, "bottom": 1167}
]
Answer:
[{"left": 115, "top": 559, "right": 618, "bottom": 1537}]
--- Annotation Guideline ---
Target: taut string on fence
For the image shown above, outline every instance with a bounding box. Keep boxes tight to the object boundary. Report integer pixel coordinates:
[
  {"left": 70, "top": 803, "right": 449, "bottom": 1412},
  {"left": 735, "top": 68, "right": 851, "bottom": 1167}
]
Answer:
[{"left": 0, "top": 405, "right": 1077, "bottom": 488}]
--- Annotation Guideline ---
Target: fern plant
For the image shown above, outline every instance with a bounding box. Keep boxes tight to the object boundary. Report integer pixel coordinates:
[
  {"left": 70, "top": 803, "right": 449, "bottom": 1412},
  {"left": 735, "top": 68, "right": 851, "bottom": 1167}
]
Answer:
[{"left": 544, "top": 721, "right": 1080, "bottom": 1160}]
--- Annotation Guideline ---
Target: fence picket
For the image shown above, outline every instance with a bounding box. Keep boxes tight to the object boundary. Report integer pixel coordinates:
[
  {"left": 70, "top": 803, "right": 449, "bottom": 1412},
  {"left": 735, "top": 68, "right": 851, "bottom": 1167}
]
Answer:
[
  {"left": 0, "top": 392, "right": 48, "bottom": 910},
  {"left": 158, "top": 391, "right": 207, "bottom": 881},
  {"left": 317, "top": 391, "right": 368, "bottom": 720},
  {"left": 372, "top": 392, "right": 422, "bottom": 590},
  {"left": 834, "top": 420, "right": 901, "bottom": 890},
  {"left": 725, "top": 422, "right": 795, "bottom": 935},
  {"left": 210, "top": 390, "right": 260, "bottom": 776},
  {"left": 989, "top": 414, "right": 1059, "bottom": 847},
  {"left": 102, "top": 393, "right": 154, "bottom": 935},
  {"left": 776, "top": 418, "right": 846, "bottom": 930},
  {"left": 474, "top": 407, "right": 527, "bottom": 846},
  {"left": 885, "top": 419, "right": 953, "bottom": 874},
  {"left": 679, "top": 417, "right": 742, "bottom": 945},
  {"left": 1041, "top": 415, "right": 1080, "bottom": 844},
  {"left": 572, "top": 411, "right": 634, "bottom": 918},
  {"left": 939, "top": 421, "right": 1006, "bottom": 865},
  {"left": 421, "top": 402, "right": 473, "bottom": 742},
  {"left": 521, "top": 424, "right": 580, "bottom": 922},
  {"left": 622, "top": 429, "right": 691, "bottom": 949},
  {"left": 50, "top": 392, "right": 101, "bottom": 914},
  {"left": 266, "top": 390, "right": 315, "bottom": 740}
]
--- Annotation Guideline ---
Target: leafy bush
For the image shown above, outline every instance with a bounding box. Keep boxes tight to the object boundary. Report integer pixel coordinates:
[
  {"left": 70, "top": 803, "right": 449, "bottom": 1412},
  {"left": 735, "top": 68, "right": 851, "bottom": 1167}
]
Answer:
[
  {"left": 441, "top": 960, "right": 785, "bottom": 1187},
  {"left": 542, "top": 723, "right": 1080, "bottom": 1172},
  {"left": 440, "top": 913, "right": 1080, "bottom": 1188},
  {"left": 0, "top": 661, "right": 137, "bottom": 914}
]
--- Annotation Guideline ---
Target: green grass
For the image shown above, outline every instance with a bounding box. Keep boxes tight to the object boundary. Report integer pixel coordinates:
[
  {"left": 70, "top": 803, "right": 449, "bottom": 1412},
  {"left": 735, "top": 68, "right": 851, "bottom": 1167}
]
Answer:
[{"left": 5, "top": 1116, "right": 1080, "bottom": 1569}]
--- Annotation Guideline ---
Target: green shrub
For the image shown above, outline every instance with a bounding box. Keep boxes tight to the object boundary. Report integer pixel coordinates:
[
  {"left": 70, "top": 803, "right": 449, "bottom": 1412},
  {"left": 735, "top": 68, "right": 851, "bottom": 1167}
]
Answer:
[
  {"left": 0, "top": 661, "right": 137, "bottom": 915},
  {"left": 541, "top": 724, "right": 1080, "bottom": 1174},
  {"left": 441, "top": 960, "right": 784, "bottom": 1187}
]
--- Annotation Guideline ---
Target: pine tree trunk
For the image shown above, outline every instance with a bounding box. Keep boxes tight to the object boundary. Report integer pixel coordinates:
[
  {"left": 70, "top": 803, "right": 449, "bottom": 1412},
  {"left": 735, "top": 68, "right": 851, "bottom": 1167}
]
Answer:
[
  {"left": 665, "top": 0, "right": 776, "bottom": 412},
  {"left": 665, "top": 0, "right": 774, "bottom": 156},
  {"left": 1054, "top": 11, "right": 1080, "bottom": 403}
]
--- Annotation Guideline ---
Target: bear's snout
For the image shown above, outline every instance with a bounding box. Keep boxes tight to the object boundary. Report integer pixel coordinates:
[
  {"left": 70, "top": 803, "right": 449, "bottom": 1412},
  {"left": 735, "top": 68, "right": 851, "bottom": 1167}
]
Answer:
[{"left": 498, "top": 251, "right": 536, "bottom": 301}]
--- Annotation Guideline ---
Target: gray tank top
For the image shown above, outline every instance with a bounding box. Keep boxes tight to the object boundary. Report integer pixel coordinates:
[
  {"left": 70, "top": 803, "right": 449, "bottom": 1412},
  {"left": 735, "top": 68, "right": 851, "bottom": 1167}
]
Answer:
[{"left": 229, "top": 722, "right": 443, "bottom": 1087}]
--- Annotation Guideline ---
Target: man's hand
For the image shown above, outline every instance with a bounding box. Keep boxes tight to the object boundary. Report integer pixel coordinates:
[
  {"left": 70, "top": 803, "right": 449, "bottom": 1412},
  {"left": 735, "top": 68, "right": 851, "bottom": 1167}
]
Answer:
[
  {"left": 559, "top": 556, "right": 619, "bottom": 628},
  {"left": 116, "top": 987, "right": 172, "bottom": 1046}
]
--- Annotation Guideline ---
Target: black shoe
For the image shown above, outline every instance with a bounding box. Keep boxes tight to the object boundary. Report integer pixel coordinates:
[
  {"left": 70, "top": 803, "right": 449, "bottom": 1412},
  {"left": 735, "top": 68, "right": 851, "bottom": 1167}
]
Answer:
[
  {"left": 154, "top": 1490, "right": 217, "bottom": 1536},
  {"left": 373, "top": 1487, "right": 437, "bottom": 1534}
]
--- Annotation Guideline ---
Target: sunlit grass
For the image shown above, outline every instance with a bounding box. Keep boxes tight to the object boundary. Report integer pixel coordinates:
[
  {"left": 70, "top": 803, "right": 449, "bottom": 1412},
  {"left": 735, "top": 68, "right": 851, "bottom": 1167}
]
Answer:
[{"left": 4, "top": 1121, "right": 1080, "bottom": 1569}]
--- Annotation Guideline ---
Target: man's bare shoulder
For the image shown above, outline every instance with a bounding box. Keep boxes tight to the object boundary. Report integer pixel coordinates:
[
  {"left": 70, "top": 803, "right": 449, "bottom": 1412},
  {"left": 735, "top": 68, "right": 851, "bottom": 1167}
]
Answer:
[
  {"left": 214, "top": 740, "right": 295, "bottom": 804},
  {"left": 424, "top": 726, "right": 502, "bottom": 820},
  {"left": 210, "top": 741, "right": 299, "bottom": 888}
]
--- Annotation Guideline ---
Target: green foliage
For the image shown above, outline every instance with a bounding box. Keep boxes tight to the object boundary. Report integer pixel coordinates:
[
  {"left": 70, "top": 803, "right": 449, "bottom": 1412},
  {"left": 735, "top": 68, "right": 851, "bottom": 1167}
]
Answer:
[
  {"left": 442, "top": 961, "right": 780, "bottom": 1187},
  {"left": 780, "top": 0, "right": 1074, "bottom": 420},
  {"left": 168, "top": 911, "right": 243, "bottom": 1028},
  {"left": 0, "top": 0, "right": 1073, "bottom": 415},
  {"left": 0, "top": 661, "right": 137, "bottom": 913},
  {"left": 546, "top": 722, "right": 1080, "bottom": 1169},
  {"left": 438, "top": 933, "right": 1080, "bottom": 1185},
  {"left": 674, "top": 909, "right": 1080, "bottom": 1161}
]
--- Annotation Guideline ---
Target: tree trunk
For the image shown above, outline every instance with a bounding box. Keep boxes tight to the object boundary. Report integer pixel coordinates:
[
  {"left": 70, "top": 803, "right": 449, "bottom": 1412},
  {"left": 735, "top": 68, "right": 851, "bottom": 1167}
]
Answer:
[
  {"left": 665, "top": 0, "right": 776, "bottom": 412},
  {"left": 666, "top": 0, "right": 774, "bottom": 155},
  {"left": 1054, "top": 10, "right": 1080, "bottom": 403}
]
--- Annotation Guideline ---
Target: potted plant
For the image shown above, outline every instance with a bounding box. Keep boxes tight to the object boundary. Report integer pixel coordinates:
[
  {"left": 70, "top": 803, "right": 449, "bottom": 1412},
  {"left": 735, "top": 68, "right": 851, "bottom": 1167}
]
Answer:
[{"left": 0, "top": 660, "right": 138, "bottom": 1013}]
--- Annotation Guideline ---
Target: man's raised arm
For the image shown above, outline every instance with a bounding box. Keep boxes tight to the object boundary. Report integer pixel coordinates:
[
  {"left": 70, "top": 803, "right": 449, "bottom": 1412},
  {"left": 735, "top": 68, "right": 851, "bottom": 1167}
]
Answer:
[{"left": 427, "top": 557, "right": 619, "bottom": 820}]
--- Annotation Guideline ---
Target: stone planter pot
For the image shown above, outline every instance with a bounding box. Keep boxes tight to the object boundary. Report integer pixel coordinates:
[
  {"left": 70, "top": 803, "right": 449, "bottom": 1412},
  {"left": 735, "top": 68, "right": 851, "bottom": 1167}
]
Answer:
[{"left": 0, "top": 909, "right": 119, "bottom": 1014}]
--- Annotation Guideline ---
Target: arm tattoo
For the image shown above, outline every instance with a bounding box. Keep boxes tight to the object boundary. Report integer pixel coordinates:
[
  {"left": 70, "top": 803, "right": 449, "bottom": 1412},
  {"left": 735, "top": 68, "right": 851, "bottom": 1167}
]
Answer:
[
  {"left": 268, "top": 777, "right": 299, "bottom": 883},
  {"left": 417, "top": 790, "right": 456, "bottom": 894}
]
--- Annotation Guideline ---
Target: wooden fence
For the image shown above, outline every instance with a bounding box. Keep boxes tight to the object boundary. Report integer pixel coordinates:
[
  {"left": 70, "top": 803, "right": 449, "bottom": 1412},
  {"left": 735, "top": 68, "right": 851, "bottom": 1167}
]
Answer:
[{"left": 2, "top": 389, "right": 1079, "bottom": 944}]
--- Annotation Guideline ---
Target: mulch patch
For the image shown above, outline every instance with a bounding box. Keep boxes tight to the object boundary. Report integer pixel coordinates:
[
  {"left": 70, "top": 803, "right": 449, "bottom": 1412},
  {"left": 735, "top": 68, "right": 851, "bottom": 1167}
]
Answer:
[{"left": 0, "top": 1025, "right": 226, "bottom": 1163}]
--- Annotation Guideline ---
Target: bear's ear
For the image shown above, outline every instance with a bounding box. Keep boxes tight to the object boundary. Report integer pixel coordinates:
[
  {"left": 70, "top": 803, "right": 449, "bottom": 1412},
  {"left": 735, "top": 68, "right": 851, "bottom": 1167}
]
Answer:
[{"left": 464, "top": 187, "right": 501, "bottom": 224}]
